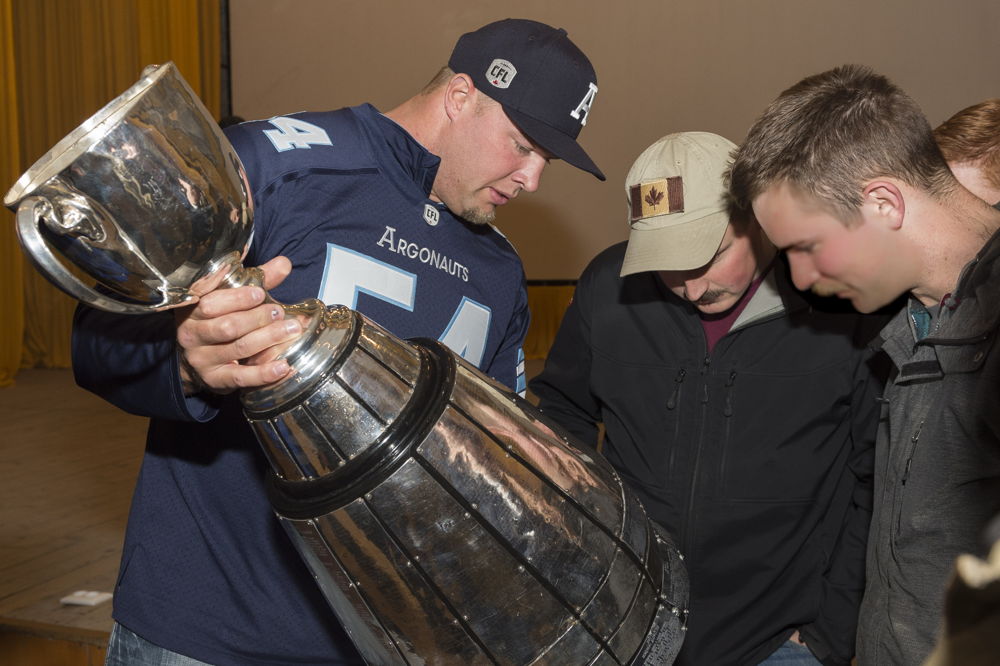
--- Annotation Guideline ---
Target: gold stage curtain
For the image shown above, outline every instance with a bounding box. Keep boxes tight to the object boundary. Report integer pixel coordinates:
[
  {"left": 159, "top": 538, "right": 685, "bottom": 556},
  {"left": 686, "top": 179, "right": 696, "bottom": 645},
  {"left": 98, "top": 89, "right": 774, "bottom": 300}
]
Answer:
[
  {"left": 0, "top": 0, "right": 24, "bottom": 386},
  {"left": 0, "top": 0, "right": 220, "bottom": 385},
  {"left": 524, "top": 284, "right": 576, "bottom": 361}
]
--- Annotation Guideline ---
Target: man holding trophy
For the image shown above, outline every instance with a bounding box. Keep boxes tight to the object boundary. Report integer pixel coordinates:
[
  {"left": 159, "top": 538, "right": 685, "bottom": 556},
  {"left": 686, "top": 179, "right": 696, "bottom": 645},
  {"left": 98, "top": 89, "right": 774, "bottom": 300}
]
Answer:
[{"left": 69, "top": 19, "right": 609, "bottom": 665}]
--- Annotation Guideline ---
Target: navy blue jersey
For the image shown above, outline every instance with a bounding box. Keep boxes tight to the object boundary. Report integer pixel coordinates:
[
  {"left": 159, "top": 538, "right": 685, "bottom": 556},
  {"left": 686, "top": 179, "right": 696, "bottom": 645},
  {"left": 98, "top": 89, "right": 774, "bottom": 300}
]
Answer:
[
  {"left": 71, "top": 104, "right": 529, "bottom": 664},
  {"left": 230, "top": 106, "right": 528, "bottom": 391}
]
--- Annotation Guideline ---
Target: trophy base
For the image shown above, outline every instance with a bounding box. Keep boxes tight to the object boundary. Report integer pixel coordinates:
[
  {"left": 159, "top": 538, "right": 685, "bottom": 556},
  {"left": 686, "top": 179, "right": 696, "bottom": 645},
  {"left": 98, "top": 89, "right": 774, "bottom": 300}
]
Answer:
[{"left": 240, "top": 307, "right": 690, "bottom": 665}]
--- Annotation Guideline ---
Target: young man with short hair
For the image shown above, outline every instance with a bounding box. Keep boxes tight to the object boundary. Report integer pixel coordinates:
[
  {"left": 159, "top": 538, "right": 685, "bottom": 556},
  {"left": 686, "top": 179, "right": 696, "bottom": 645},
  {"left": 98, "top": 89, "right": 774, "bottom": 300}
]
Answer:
[{"left": 729, "top": 64, "right": 1000, "bottom": 665}]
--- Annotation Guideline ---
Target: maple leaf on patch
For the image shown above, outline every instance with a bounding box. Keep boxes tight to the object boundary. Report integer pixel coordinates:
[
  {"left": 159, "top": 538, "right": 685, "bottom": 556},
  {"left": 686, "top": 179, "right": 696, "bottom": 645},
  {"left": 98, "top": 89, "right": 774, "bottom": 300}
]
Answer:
[{"left": 645, "top": 186, "right": 665, "bottom": 209}]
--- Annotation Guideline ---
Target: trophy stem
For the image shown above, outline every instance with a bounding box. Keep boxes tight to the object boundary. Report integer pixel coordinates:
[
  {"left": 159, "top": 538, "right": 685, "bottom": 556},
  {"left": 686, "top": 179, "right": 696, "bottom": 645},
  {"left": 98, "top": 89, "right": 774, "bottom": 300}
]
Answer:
[
  {"left": 214, "top": 263, "right": 352, "bottom": 412},
  {"left": 220, "top": 263, "right": 266, "bottom": 290}
]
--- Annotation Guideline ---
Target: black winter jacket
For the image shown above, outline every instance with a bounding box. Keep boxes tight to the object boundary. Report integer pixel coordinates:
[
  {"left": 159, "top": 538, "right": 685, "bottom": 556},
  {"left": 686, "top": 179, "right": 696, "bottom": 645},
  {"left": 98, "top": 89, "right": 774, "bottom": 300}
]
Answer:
[{"left": 530, "top": 243, "right": 885, "bottom": 665}]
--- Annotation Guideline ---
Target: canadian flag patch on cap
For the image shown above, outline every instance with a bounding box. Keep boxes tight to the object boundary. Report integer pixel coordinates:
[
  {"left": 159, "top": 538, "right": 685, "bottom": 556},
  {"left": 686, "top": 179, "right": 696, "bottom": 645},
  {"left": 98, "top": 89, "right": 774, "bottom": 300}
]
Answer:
[{"left": 629, "top": 177, "right": 685, "bottom": 222}]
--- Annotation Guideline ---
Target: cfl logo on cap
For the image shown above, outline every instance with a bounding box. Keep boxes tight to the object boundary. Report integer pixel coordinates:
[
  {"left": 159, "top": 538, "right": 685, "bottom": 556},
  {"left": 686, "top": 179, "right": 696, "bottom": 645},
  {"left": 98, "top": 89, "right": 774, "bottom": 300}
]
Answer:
[{"left": 487, "top": 59, "right": 517, "bottom": 89}]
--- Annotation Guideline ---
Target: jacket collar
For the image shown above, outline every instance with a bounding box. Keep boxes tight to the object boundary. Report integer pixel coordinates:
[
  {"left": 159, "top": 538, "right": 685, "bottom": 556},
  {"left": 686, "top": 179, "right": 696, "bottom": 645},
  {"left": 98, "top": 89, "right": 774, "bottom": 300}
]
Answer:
[
  {"left": 734, "top": 257, "right": 815, "bottom": 330},
  {"left": 880, "top": 229, "right": 1000, "bottom": 380},
  {"left": 924, "top": 228, "right": 1000, "bottom": 344}
]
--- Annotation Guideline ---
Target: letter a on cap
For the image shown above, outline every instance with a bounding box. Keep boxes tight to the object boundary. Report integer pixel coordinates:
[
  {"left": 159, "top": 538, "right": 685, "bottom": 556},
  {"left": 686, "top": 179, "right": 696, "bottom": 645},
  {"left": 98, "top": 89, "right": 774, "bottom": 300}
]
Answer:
[{"left": 570, "top": 83, "right": 598, "bottom": 126}]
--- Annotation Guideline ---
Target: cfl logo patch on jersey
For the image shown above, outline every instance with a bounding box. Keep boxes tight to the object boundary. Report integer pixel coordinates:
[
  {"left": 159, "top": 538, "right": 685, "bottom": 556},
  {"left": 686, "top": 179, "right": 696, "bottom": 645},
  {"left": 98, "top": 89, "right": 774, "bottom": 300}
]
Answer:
[
  {"left": 487, "top": 59, "right": 517, "bottom": 89},
  {"left": 570, "top": 82, "right": 598, "bottom": 126},
  {"left": 423, "top": 204, "right": 440, "bottom": 227}
]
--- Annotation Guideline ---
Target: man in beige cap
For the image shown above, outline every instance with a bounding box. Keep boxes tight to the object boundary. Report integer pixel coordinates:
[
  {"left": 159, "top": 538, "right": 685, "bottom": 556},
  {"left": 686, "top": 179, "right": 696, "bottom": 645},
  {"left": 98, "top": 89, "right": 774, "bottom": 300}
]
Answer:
[{"left": 530, "top": 132, "right": 887, "bottom": 665}]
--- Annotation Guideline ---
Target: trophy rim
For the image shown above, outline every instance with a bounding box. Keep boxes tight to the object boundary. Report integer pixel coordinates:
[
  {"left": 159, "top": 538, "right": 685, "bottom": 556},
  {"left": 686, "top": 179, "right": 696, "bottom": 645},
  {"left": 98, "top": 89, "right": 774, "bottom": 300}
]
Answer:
[{"left": 3, "top": 62, "right": 177, "bottom": 209}]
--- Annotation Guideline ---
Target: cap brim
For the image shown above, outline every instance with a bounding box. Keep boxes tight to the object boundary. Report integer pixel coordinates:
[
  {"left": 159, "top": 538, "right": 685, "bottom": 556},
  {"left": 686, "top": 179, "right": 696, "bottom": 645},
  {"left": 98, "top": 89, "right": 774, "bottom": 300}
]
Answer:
[
  {"left": 503, "top": 107, "right": 605, "bottom": 181},
  {"left": 620, "top": 211, "right": 729, "bottom": 277}
]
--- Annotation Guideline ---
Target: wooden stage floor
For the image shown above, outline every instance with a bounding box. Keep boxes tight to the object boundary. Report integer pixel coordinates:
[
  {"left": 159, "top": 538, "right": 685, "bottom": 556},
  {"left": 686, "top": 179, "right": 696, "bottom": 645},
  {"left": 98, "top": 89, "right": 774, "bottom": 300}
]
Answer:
[
  {"left": 0, "top": 368, "right": 147, "bottom": 661},
  {"left": 0, "top": 360, "right": 548, "bottom": 663}
]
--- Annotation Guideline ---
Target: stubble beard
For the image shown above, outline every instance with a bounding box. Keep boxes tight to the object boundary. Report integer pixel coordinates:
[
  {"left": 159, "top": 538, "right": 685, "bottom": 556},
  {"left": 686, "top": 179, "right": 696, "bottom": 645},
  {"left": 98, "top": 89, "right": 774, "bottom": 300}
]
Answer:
[
  {"left": 810, "top": 282, "right": 845, "bottom": 298},
  {"left": 460, "top": 206, "right": 496, "bottom": 226}
]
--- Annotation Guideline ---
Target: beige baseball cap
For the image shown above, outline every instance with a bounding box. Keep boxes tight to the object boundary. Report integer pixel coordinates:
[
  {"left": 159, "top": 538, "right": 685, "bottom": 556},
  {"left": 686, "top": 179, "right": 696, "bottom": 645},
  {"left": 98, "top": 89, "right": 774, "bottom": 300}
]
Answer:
[{"left": 620, "top": 131, "right": 737, "bottom": 277}]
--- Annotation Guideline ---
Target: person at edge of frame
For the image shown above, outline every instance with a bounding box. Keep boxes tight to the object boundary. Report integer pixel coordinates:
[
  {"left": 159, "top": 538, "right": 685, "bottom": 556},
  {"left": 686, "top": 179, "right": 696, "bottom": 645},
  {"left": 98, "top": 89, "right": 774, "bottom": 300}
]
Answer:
[
  {"left": 934, "top": 98, "right": 1000, "bottom": 209},
  {"left": 919, "top": 98, "right": 1000, "bottom": 666}
]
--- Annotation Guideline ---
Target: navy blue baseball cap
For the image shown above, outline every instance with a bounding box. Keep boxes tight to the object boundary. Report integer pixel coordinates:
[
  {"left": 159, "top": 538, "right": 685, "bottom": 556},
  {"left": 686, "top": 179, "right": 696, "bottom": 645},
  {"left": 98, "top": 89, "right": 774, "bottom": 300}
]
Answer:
[{"left": 449, "top": 19, "right": 605, "bottom": 181}]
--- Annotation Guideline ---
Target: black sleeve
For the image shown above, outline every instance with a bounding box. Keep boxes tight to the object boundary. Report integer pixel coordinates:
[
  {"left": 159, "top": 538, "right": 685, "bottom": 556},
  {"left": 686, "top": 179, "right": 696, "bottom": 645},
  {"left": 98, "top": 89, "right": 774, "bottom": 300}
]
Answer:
[
  {"left": 72, "top": 303, "right": 220, "bottom": 422},
  {"left": 799, "top": 314, "right": 887, "bottom": 666},
  {"left": 528, "top": 267, "right": 602, "bottom": 449}
]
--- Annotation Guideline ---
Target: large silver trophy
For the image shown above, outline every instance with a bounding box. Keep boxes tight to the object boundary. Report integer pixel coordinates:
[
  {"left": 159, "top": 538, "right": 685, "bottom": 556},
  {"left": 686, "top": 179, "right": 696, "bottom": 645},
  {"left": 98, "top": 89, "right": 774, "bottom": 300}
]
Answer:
[{"left": 5, "top": 63, "right": 688, "bottom": 665}]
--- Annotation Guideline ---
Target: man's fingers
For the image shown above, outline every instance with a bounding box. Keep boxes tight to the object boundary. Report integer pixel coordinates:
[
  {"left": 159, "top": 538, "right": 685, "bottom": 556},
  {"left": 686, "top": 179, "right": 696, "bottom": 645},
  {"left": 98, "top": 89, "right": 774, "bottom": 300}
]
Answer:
[
  {"left": 206, "top": 358, "right": 293, "bottom": 391},
  {"left": 228, "top": 317, "right": 302, "bottom": 360},
  {"left": 259, "top": 256, "right": 292, "bottom": 291},
  {"left": 185, "top": 316, "right": 302, "bottom": 369},
  {"left": 173, "top": 255, "right": 299, "bottom": 394},
  {"left": 190, "top": 285, "right": 268, "bottom": 320},
  {"left": 181, "top": 302, "right": 288, "bottom": 349}
]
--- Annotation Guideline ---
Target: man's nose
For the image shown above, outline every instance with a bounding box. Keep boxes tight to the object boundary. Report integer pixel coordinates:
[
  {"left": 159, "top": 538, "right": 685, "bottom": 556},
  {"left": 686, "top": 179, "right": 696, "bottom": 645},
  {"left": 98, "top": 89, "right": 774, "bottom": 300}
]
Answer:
[
  {"left": 513, "top": 153, "right": 547, "bottom": 194},
  {"left": 788, "top": 252, "right": 819, "bottom": 291},
  {"left": 684, "top": 278, "right": 709, "bottom": 302}
]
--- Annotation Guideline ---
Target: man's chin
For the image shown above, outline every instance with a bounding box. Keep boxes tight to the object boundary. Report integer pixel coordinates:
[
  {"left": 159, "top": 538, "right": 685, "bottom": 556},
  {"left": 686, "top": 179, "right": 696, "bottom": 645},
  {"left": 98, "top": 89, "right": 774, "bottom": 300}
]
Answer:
[
  {"left": 850, "top": 293, "right": 895, "bottom": 314},
  {"left": 459, "top": 206, "right": 496, "bottom": 226},
  {"left": 695, "top": 297, "right": 738, "bottom": 316},
  {"left": 811, "top": 283, "right": 846, "bottom": 298}
]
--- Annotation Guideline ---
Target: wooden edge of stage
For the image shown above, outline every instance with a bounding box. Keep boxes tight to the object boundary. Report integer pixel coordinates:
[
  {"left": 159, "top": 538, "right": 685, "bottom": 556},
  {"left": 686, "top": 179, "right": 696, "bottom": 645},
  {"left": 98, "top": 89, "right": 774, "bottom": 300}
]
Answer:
[
  {"left": 1, "top": 616, "right": 109, "bottom": 646},
  {"left": 0, "top": 618, "right": 108, "bottom": 666}
]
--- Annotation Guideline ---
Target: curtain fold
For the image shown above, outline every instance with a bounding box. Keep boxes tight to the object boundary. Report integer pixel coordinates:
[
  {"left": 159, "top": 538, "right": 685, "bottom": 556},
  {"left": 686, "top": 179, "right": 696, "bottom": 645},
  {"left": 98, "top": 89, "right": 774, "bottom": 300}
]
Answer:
[
  {"left": 0, "top": 0, "right": 25, "bottom": 386},
  {"left": 524, "top": 284, "right": 576, "bottom": 361},
  {"left": 1, "top": 0, "right": 220, "bottom": 383}
]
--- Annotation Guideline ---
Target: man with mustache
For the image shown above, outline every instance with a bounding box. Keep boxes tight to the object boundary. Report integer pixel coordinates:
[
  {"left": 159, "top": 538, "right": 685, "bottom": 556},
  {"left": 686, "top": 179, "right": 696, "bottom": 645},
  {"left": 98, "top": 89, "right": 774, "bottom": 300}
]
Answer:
[
  {"left": 530, "top": 132, "right": 886, "bottom": 665},
  {"left": 728, "top": 64, "right": 1000, "bottom": 665}
]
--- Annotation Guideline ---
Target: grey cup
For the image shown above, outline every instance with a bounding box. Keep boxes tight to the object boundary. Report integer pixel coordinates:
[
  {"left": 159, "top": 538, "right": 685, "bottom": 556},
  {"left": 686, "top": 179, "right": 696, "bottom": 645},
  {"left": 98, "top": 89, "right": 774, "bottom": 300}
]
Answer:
[{"left": 4, "top": 63, "right": 689, "bottom": 664}]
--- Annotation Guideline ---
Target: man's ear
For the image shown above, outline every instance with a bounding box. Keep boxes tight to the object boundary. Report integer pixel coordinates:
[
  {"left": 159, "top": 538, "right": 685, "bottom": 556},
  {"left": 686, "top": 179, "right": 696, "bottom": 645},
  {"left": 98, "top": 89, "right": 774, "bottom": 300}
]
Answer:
[
  {"left": 862, "top": 180, "right": 905, "bottom": 230},
  {"left": 443, "top": 73, "right": 474, "bottom": 121}
]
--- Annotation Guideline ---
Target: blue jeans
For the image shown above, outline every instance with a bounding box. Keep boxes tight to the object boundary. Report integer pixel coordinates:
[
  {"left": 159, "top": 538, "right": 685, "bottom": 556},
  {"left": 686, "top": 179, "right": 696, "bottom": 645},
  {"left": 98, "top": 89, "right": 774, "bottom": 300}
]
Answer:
[
  {"left": 105, "top": 623, "right": 212, "bottom": 666},
  {"left": 759, "top": 638, "right": 823, "bottom": 665}
]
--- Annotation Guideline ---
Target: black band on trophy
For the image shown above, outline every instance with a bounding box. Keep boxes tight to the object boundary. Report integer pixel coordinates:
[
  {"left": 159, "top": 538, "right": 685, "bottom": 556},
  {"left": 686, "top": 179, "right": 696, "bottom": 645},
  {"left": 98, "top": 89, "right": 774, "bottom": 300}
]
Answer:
[{"left": 266, "top": 341, "right": 456, "bottom": 519}]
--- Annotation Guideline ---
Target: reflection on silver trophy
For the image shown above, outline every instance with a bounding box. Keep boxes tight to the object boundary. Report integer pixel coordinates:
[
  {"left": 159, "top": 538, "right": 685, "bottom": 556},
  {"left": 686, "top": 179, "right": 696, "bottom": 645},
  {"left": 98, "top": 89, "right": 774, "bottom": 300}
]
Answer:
[{"left": 4, "top": 63, "right": 689, "bottom": 664}]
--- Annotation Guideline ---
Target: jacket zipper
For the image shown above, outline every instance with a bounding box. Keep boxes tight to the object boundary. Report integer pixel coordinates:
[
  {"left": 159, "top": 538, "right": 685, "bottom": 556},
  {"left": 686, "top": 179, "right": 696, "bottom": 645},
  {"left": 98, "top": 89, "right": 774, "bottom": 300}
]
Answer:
[
  {"left": 666, "top": 368, "right": 686, "bottom": 410},
  {"left": 666, "top": 368, "right": 686, "bottom": 474},
  {"left": 722, "top": 370, "right": 737, "bottom": 417},
  {"left": 893, "top": 418, "right": 924, "bottom": 538},
  {"left": 681, "top": 354, "right": 712, "bottom": 549},
  {"left": 717, "top": 371, "right": 738, "bottom": 482}
]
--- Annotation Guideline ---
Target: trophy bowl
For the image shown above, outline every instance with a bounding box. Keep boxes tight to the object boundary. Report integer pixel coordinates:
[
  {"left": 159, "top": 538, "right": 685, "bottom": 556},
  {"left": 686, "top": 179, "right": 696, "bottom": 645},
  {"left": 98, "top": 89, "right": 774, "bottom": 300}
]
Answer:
[{"left": 4, "top": 62, "right": 252, "bottom": 313}]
